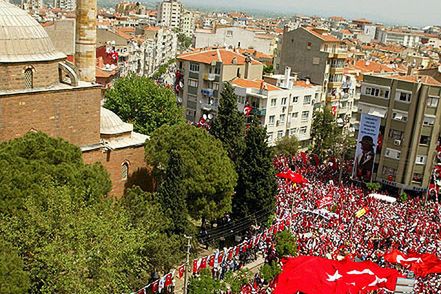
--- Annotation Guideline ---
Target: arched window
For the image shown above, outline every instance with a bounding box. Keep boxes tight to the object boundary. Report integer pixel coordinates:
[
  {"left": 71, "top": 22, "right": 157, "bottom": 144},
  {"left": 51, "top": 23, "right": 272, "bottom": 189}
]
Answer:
[
  {"left": 24, "top": 68, "right": 33, "bottom": 89},
  {"left": 121, "top": 162, "right": 129, "bottom": 180}
]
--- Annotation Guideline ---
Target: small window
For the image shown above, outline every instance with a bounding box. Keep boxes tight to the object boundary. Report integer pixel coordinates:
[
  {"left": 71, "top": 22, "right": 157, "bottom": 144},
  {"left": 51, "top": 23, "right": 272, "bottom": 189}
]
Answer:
[
  {"left": 395, "top": 91, "right": 412, "bottom": 103},
  {"left": 121, "top": 162, "right": 129, "bottom": 180},
  {"left": 277, "top": 130, "right": 284, "bottom": 138},
  {"left": 24, "top": 68, "right": 33, "bottom": 89},
  {"left": 392, "top": 111, "right": 408, "bottom": 122},
  {"left": 389, "top": 129, "right": 403, "bottom": 140},
  {"left": 279, "top": 114, "right": 285, "bottom": 123},
  {"left": 412, "top": 173, "right": 423, "bottom": 183},
  {"left": 190, "top": 63, "right": 199, "bottom": 72},
  {"left": 301, "top": 111, "right": 309, "bottom": 121},
  {"left": 188, "top": 79, "right": 198, "bottom": 87},
  {"left": 270, "top": 98, "right": 277, "bottom": 107},
  {"left": 382, "top": 166, "right": 397, "bottom": 179},
  {"left": 416, "top": 155, "right": 427, "bottom": 165},
  {"left": 292, "top": 112, "right": 298, "bottom": 119},
  {"left": 420, "top": 135, "right": 430, "bottom": 145},
  {"left": 299, "top": 126, "right": 307, "bottom": 134},
  {"left": 427, "top": 96, "right": 439, "bottom": 108},
  {"left": 290, "top": 128, "right": 297, "bottom": 136},
  {"left": 385, "top": 148, "right": 401, "bottom": 160},
  {"left": 303, "top": 95, "right": 312, "bottom": 105},
  {"left": 292, "top": 96, "right": 299, "bottom": 103},
  {"left": 268, "top": 115, "right": 275, "bottom": 126},
  {"left": 423, "top": 116, "right": 435, "bottom": 126},
  {"left": 281, "top": 97, "right": 287, "bottom": 105}
]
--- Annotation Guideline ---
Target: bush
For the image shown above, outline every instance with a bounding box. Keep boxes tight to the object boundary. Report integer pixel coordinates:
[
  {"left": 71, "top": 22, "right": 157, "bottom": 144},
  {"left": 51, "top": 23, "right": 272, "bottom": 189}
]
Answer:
[
  {"left": 366, "top": 182, "right": 381, "bottom": 192},
  {"left": 260, "top": 261, "right": 281, "bottom": 282},
  {"left": 275, "top": 230, "right": 297, "bottom": 257}
]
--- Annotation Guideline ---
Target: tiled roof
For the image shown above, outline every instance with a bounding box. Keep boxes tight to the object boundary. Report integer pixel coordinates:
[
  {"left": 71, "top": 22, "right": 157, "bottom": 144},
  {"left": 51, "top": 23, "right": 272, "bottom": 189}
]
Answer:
[
  {"left": 295, "top": 80, "right": 314, "bottom": 88},
  {"left": 387, "top": 75, "right": 441, "bottom": 86},
  {"left": 178, "top": 49, "right": 262, "bottom": 65},
  {"left": 238, "top": 49, "right": 273, "bottom": 60},
  {"left": 232, "top": 78, "right": 281, "bottom": 91},
  {"left": 354, "top": 60, "right": 395, "bottom": 74},
  {"left": 304, "top": 27, "right": 341, "bottom": 43}
]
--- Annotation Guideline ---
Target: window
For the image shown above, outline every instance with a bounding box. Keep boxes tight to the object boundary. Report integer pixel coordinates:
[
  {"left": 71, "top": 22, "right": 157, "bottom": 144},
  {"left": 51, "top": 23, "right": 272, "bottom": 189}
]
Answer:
[
  {"left": 427, "top": 96, "right": 439, "bottom": 108},
  {"left": 395, "top": 91, "right": 412, "bottom": 103},
  {"left": 188, "top": 79, "right": 198, "bottom": 87},
  {"left": 420, "top": 135, "right": 430, "bottom": 145},
  {"left": 189, "top": 63, "right": 199, "bottom": 72},
  {"left": 385, "top": 148, "right": 401, "bottom": 160},
  {"left": 299, "top": 126, "right": 307, "bottom": 134},
  {"left": 303, "top": 95, "right": 312, "bottom": 105},
  {"left": 24, "top": 68, "right": 33, "bottom": 89},
  {"left": 268, "top": 115, "right": 275, "bottom": 126},
  {"left": 290, "top": 128, "right": 297, "bottom": 136},
  {"left": 281, "top": 97, "right": 287, "bottom": 105},
  {"left": 392, "top": 111, "right": 408, "bottom": 122},
  {"left": 280, "top": 114, "right": 285, "bottom": 123},
  {"left": 312, "top": 57, "right": 320, "bottom": 65},
  {"left": 277, "top": 130, "right": 284, "bottom": 138},
  {"left": 416, "top": 155, "right": 427, "bottom": 165},
  {"left": 292, "top": 96, "right": 299, "bottom": 103},
  {"left": 267, "top": 132, "right": 273, "bottom": 141},
  {"left": 226, "top": 30, "right": 233, "bottom": 37},
  {"left": 363, "top": 86, "right": 390, "bottom": 99},
  {"left": 121, "top": 162, "right": 129, "bottom": 180},
  {"left": 213, "top": 82, "right": 220, "bottom": 91},
  {"left": 270, "top": 98, "right": 277, "bottom": 107},
  {"left": 412, "top": 173, "right": 423, "bottom": 183},
  {"left": 423, "top": 115, "right": 435, "bottom": 126},
  {"left": 292, "top": 112, "right": 298, "bottom": 119},
  {"left": 389, "top": 129, "right": 403, "bottom": 140},
  {"left": 301, "top": 111, "right": 309, "bottom": 121},
  {"left": 214, "top": 65, "right": 221, "bottom": 75},
  {"left": 382, "top": 166, "right": 397, "bottom": 179}
]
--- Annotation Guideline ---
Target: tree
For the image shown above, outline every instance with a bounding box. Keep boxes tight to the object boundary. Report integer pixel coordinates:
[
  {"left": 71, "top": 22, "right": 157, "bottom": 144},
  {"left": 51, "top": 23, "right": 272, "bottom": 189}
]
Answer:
[
  {"left": 273, "top": 135, "right": 299, "bottom": 156},
  {"left": 0, "top": 240, "right": 30, "bottom": 294},
  {"left": 263, "top": 64, "right": 274, "bottom": 75},
  {"left": 188, "top": 269, "right": 224, "bottom": 294},
  {"left": 157, "top": 150, "right": 191, "bottom": 234},
  {"left": 275, "top": 230, "right": 297, "bottom": 257},
  {"left": 260, "top": 261, "right": 281, "bottom": 282},
  {"left": 311, "top": 107, "right": 342, "bottom": 159},
  {"left": 104, "top": 74, "right": 184, "bottom": 136},
  {"left": 145, "top": 124, "right": 237, "bottom": 221},
  {"left": 234, "top": 118, "right": 277, "bottom": 223},
  {"left": 210, "top": 82, "right": 246, "bottom": 164},
  {"left": 178, "top": 33, "right": 193, "bottom": 51}
]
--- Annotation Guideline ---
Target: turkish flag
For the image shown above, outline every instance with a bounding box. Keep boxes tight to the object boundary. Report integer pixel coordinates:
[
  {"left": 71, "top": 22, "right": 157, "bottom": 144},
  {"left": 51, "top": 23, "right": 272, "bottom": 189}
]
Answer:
[
  {"left": 228, "top": 248, "right": 234, "bottom": 260},
  {"left": 137, "top": 288, "right": 145, "bottom": 294},
  {"left": 274, "top": 256, "right": 400, "bottom": 294},
  {"left": 235, "top": 246, "right": 240, "bottom": 256},
  {"left": 244, "top": 105, "right": 253, "bottom": 116},
  {"left": 192, "top": 259, "right": 199, "bottom": 273},
  {"left": 200, "top": 257, "right": 208, "bottom": 269},
  {"left": 218, "top": 252, "right": 224, "bottom": 264},
  {"left": 208, "top": 255, "right": 215, "bottom": 267},
  {"left": 384, "top": 249, "right": 441, "bottom": 277},
  {"left": 151, "top": 281, "right": 159, "bottom": 293},
  {"left": 178, "top": 264, "right": 185, "bottom": 279},
  {"left": 164, "top": 273, "right": 173, "bottom": 288},
  {"left": 300, "top": 151, "right": 308, "bottom": 164}
]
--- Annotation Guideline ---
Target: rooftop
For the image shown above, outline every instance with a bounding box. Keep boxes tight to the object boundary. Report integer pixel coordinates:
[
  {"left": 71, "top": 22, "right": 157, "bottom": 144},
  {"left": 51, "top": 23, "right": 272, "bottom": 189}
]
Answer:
[
  {"left": 387, "top": 75, "right": 441, "bottom": 87},
  {"left": 232, "top": 78, "right": 281, "bottom": 91},
  {"left": 177, "top": 49, "right": 262, "bottom": 65},
  {"left": 304, "top": 27, "right": 341, "bottom": 43}
]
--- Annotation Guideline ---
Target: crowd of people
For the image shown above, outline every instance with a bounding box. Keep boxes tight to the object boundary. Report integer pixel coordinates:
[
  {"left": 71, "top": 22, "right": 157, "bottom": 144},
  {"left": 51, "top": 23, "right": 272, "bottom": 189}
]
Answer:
[{"left": 273, "top": 154, "right": 441, "bottom": 293}]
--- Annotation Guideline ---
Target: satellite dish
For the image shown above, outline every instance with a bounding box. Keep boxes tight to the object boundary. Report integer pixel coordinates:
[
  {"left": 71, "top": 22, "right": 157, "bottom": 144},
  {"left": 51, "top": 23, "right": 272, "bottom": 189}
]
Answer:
[
  {"left": 208, "top": 113, "right": 214, "bottom": 120},
  {"left": 203, "top": 114, "right": 208, "bottom": 120}
]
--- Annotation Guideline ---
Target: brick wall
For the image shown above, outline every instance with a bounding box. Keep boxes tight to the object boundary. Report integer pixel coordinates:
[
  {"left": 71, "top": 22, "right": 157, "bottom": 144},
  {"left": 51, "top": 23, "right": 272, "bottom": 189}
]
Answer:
[
  {"left": 83, "top": 145, "right": 154, "bottom": 197},
  {"left": 0, "top": 61, "right": 61, "bottom": 91},
  {"left": 0, "top": 87, "right": 101, "bottom": 147}
]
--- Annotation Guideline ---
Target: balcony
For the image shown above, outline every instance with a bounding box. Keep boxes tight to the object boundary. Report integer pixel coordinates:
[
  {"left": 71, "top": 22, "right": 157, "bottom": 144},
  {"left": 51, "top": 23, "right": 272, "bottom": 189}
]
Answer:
[
  {"left": 189, "top": 71, "right": 199, "bottom": 79},
  {"left": 253, "top": 108, "right": 266, "bottom": 116},
  {"left": 200, "top": 101, "right": 219, "bottom": 111},
  {"left": 328, "top": 81, "right": 342, "bottom": 88},
  {"left": 201, "top": 88, "right": 214, "bottom": 97},
  {"left": 328, "top": 51, "right": 347, "bottom": 59},
  {"left": 203, "top": 73, "right": 216, "bottom": 81},
  {"left": 329, "top": 67, "right": 344, "bottom": 74}
]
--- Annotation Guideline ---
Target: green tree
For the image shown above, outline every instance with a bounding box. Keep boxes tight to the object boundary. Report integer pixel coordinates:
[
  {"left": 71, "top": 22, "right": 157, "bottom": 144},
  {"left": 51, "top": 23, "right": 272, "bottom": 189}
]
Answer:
[
  {"left": 157, "top": 150, "right": 190, "bottom": 234},
  {"left": 234, "top": 119, "right": 277, "bottom": 223},
  {"left": 260, "top": 261, "right": 281, "bottom": 282},
  {"left": 178, "top": 33, "right": 193, "bottom": 50},
  {"left": 275, "top": 230, "right": 297, "bottom": 257},
  {"left": 0, "top": 239, "right": 30, "bottom": 294},
  {"left": 104, "top": 74, "right": 184, "bottom": 136},
  {"left": 263, "top": 64, "right": 274, "bottom": 74},
  {"left": 145, "top": 124, "right": 237, "bottom": 221},
  {"left": 311, "top": 107, "right": 342, "bottom": 159},
  {"left": 188, "top": 269, "right": 224, "bottom": 294},
  {"left": 273, "top": 135, "right": 299, "bottom": 156},
  {"left": 210, "top": 82, "right": 246, "bottom": 164}
]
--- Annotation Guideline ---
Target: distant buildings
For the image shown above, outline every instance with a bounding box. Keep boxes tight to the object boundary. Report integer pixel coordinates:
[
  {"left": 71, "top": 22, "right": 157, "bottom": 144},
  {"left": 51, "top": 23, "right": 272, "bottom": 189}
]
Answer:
[
  {"left": 157, "top": 0, "right": 182, "bottom": 29},
  {"left": 358, "top": 74, "right": 441, "bottom": 192},
  {"left": 53, "top": 0, "right": 76, "bottom": 11}
]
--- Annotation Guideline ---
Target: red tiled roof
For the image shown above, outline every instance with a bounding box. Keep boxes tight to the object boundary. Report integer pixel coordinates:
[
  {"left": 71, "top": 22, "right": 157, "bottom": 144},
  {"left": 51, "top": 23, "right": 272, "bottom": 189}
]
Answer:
[
  {"left": 295, "top": 80, "right": 314, "bottom": 88},
  {"left": 354, "top": 60, "right": 395, "bottom": 74},
  {"left": 232, "top": 78, "right": 281, "bottom": 91},
  {"left": 238, "top": 49, "right": 273, "bottom": 60},
  {"left": 304, "top": 27, "right": 341, "bottom": 43},
  {"left": 387, "top": 75, "right": 441, "bottom": 86},
  {"left": 178, "top": 49, "right": 262, "bottom": 65}
]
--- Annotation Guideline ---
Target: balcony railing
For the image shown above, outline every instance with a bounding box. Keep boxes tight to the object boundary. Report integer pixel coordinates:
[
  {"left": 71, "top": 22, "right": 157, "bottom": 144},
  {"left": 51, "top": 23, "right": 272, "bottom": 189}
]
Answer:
[
  {"left": 253, "top": 108, "right": 267, "bottom": 116},
  {"left": 200, "top": 101, "right": 219, "bottom": 111}
]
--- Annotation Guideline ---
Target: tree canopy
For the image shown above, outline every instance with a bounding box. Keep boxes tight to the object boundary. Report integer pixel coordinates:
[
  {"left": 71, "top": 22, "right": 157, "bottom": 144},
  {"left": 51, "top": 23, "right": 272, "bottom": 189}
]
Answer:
[
  {"left": 145, "top": 124, "right": 237, "bottom": 220},
  {"left": 273, "top": 135, "right": 299, "bottom": 156},
  {"left": 104, "top": 74, "right": 184, "bottom": 135},
  {"left": 311, "top": 107, "right": 342, "bottom": 159}
]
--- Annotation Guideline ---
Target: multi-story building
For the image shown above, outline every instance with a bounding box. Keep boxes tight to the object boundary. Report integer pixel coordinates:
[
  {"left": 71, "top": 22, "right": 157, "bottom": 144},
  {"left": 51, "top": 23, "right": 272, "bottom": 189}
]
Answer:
[
  {"left": 358, "top": 74, "right": 441, "bottom": 193},
  {"left": 180, "top": 9, "right": 195, "bottom": 38},
  {"left": 193, "top": 26, "right": 275, "bottom": 55},
  {"left": 375, "top": 28, "right": 424, "bottom": 48},
  {"left": 53, "top": 0, "right": 76, "bottom": 11},
  {"left": 176, "top": 48, "right": 263, "bottom": 122},
  {"left": 232, "top": 67, "right": 321, "bottom": 146},
  {"left": 157, "top": 0, "right": 182, "bottom": 29},
  {"left": 278, "top": 27, "right": 348, "bottom": 112}
]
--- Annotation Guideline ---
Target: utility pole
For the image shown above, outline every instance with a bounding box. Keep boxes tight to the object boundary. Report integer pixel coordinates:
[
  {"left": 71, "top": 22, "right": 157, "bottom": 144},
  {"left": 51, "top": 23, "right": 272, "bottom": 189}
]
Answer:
[{"left": 183, "top": 235, "right": 192, "bottom": 294}]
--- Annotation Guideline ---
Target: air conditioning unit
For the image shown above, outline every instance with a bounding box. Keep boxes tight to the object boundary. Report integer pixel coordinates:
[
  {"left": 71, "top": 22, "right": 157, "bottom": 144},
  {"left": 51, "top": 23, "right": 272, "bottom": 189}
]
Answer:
[{"left": 394, "top": 140, "right": 401, "bottom": 146}]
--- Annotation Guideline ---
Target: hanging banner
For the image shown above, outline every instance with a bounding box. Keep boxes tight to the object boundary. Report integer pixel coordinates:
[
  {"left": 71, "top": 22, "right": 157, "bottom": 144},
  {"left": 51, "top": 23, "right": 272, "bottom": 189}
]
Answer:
[{"left": 352, "top": 113, "right": 381, "bottom": 182}]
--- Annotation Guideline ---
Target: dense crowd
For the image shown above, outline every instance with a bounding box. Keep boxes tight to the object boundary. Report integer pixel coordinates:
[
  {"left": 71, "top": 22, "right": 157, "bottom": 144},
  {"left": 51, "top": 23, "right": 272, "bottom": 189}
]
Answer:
[{"left": 273, "top": 155, "right": 441, "bottom": 293}]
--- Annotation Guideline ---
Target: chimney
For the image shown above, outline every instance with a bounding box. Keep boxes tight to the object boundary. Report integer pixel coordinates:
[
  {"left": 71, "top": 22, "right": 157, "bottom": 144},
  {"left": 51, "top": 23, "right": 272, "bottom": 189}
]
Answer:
[
  {"left": 75, "top": 0, "right": 97, "bottom": 82},
  {"left": 244, "top": 55, "right": 252, "bottom": 79}
]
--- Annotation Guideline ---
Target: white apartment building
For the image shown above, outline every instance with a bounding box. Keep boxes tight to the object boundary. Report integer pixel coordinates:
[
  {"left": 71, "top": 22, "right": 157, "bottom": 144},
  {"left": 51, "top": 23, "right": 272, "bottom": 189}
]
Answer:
[
  {"left": 180, "top": 9, "right": 195, "bottom": 38},
  {"left": 232, "top": 68, "right": 321, "bottom": 146},
  {"left": 376, "top": 29, "right": 423, "bottom": 48},
  {"left": 53, "top": 0, "right": 75, "bottom": 11},
  {"left": 157, "top": 0, "right": 183, "bottom": 29}
]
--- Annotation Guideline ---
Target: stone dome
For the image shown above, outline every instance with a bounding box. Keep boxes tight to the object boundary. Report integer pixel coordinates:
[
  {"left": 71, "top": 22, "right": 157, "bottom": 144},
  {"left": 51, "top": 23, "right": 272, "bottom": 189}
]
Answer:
[
  {"left": 0, "top": 1, "right": 66, "bottom": 63},
  {"left": 100, "top": 107, "right": 134, "bottom": 135}
]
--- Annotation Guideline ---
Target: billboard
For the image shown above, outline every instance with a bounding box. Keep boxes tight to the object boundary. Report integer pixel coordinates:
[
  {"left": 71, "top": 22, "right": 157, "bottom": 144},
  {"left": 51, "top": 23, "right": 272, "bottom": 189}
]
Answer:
[{"left": 353, "top": 113, "right": 381, "bottom": 182}]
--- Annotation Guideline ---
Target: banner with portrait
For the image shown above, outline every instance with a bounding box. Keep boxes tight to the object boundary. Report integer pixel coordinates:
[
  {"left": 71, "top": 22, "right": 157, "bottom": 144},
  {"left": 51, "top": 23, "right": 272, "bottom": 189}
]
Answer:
[{"left": 352, "top": 113, "right": 381, "bottom": 182}]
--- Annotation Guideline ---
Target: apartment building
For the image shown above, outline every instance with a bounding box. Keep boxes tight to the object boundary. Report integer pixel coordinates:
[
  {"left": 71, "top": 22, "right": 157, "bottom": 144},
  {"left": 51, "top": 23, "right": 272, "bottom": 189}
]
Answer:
[
  {"left": 232, "top": 68, "right": 321, "bottom": 146},
  {"left": 176, "top": 48, "right": 263, "bottom": 122},
  {"left": 53, "top": 0, "right": 76, "bottom": 11},
  {"left": 375, "top": 28, "right": 424, "bottom": 48},
  {"left": 180, "top": 9, "right": 195, "bottom": 38},
  {"left": 157, "top": 0, "right": 183, "bottom": 29},
  {"left": 279, "top": 27, "right": 348, "bottom": 112},
  {"left": 358, "top": 74, "right": 441, "bottom": 192}
]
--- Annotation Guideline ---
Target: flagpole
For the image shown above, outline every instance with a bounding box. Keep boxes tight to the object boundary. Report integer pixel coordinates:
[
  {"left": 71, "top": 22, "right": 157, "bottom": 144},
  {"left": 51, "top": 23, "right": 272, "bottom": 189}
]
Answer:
[{"left": 183, "top": 235, "right": 192, "bottom": 294}]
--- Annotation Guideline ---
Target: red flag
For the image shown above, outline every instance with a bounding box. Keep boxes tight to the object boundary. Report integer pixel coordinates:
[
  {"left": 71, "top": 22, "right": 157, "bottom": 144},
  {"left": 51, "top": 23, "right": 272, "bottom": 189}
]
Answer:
[
  {"left": 274, "top": 256, "right": 401, "bottom": 294},
  {"left": 300, "top": 151, "right": 308, "bottom": 164},
  {"left": 384, "top": 249, "right": 441, "bottom": 277},
  {"left": 137, "top": 288, "right": 145, "bottom": 294},
  {"left": 235, "top": 246, "right": 240, "bottom": 256},
  {"left": 208, "top": 255, "right": 215, "bottom": 267},
  {"left": 151, "top": 281, "right": 159, "bottom": 293},
  {"left": 178, "top": 264, "right": 185, "bottom": 279},
  {"left": 164, "top": 273, "right": 173, "bottom": 288},
  {"left": 244, "top": 105, "right": 253, "bottom": 116},
  {"left": 200, "top": 256, "right": 207, "bottom": 269},
  {"left": 218, "top": 252, "right": 224, "bottom": 264},
  {"left": 192, "top": 259, "right": 199, "bottom": 273},
  {"left": 228, "top": 248, "right": 234, "bottom": 260}
]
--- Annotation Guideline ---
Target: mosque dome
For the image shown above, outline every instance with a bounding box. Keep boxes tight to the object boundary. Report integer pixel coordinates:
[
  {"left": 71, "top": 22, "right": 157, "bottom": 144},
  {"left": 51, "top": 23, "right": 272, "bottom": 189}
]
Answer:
[
  {"left": 0, "top": 1, "right": 65, "bottom": 63},
  {"left": 100, "top": 107, "right": 134, "bottom": 135}
]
